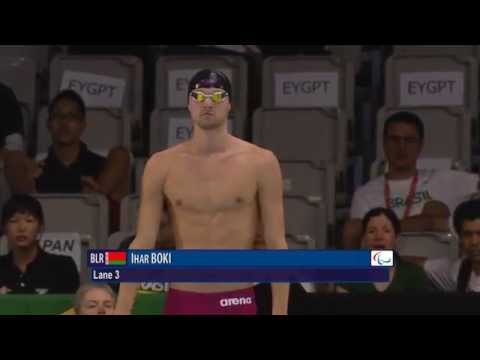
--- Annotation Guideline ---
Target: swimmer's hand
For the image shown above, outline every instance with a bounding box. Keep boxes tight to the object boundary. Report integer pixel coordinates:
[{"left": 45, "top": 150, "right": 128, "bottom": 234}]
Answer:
[
  {"left": 0, "top": 286, "right": 12, "bottom": 295},
  {"left": 272, "top": 309, "right": 288, "bottom": 316}
]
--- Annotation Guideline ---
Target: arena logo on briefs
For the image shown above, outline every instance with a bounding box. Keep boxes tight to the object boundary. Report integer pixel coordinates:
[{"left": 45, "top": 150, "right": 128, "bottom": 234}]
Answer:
[
  {"left": 219, "top": 297, "right": 253, "bottom": 308},
  {"left": 371, "top": 250, "right": 394, "bottom": 267}
]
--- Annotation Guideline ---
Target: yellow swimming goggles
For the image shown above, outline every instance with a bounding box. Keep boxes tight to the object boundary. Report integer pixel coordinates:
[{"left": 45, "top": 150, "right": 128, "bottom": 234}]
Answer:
[{"left": 190, "top": 90, "right": 229, "bottom": 104}]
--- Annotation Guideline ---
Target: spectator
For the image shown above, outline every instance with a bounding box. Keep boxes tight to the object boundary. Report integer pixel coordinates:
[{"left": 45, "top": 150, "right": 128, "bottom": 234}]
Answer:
[
  {"left": 424, "top": 199, "right": 480, "bottom": 293},
  {"left": 74, "top": 283, "right": 116, "bottom": 315},
  {"left": 343, "top": 111, "right": 479, "bottom": 249},
  {"left": 0, "top": 194, "right": 79, "bottom": 294},
  {"left": 336, "top": 207, "right": 431, "bottom": 293},
  {"left": 6, "top": 89, "right": 131, "bottom": 231}
]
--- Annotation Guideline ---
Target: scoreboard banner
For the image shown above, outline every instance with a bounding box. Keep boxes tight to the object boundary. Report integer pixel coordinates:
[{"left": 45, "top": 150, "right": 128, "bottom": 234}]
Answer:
[{"left": 88, "top": 250, "right": 394, "bottom": 283}]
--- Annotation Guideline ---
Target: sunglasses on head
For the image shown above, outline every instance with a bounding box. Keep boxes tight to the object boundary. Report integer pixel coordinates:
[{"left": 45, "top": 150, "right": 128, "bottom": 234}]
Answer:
[{"left": 190, "top": 90, "right": 229, "bottom": 104}]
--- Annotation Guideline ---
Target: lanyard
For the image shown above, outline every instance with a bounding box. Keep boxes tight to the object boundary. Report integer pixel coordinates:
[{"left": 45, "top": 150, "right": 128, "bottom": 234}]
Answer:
[{"left": 384, "top": 171, "right": 419, "bottom": 220}]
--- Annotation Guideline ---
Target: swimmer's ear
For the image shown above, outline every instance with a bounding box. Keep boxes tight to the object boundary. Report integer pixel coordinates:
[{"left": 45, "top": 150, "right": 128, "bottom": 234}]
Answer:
[{"left": 187, "top": 92, "right": 195, "bottom": 112}]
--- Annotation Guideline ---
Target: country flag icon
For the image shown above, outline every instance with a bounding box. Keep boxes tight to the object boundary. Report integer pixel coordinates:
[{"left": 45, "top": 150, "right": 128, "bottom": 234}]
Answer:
[{"left": 105, "top": 251, "right": 127, "bottom": 266}]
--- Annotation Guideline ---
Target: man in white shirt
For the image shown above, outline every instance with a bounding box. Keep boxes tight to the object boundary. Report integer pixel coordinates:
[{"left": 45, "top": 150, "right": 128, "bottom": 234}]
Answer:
[
  {"left": 424, "top": 199, "right": 480, "bottom": 293},
  {"left": 343, "top": 111, "right": 479, "bottom": 249}
]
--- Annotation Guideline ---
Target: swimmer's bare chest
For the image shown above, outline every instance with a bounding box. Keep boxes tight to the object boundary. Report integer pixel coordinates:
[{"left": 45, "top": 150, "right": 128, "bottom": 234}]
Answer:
[{"left": 163, "top": 151, "right": 260, "bottom": 249}]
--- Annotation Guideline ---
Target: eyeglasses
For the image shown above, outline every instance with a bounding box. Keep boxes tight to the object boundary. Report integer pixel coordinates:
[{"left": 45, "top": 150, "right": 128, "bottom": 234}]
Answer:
[{"left": 190, "top": 90, "right": 229, "bottom": 104}]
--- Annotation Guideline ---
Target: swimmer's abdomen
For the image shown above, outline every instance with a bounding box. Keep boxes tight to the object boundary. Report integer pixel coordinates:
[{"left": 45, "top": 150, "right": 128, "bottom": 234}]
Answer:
[
  {"left": 170, "top": 203, "right": 259, "bottom": 250},
  {"left": 168, "top": 204, "right": 259, "bottom": 293}
]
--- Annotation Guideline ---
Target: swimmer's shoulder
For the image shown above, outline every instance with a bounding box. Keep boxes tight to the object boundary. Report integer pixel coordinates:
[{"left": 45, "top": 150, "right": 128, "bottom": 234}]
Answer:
[
  {"left": 144, "top": 144, "right": 188, "bottom": 180},
  {"left": 147, "top": 144, "right": 188, "bottom": 167},
  {"left": 235, "top": 139, "right": 280, "bottom": 169},
  {"left": 231, "top": 137, "right": 278, "bottom": 162}
]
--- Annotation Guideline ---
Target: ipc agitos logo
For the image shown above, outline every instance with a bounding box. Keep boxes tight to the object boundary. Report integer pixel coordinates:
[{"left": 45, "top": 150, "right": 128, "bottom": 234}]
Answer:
[{"left": 371, "top": 251, "right": 394, "bottom": 267}]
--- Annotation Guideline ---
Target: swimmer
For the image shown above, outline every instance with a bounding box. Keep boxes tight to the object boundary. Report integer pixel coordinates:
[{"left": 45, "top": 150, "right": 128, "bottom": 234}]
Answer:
[{"left": 115, "top": 69, "right": 289, "bottom": 315}]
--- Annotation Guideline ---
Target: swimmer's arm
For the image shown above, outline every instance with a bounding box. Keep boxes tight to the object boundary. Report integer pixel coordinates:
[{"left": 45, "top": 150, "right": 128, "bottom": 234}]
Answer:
[
  {"left": 257, "top": 151, "right": 289, "bottom": 316},
  {"left": 115, "top": 155, "right": 167, "bottom": 315}
]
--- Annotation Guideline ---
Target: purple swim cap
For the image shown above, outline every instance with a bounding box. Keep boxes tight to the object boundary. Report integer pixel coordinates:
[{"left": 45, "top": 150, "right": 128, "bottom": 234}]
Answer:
[{"left": 188, "top": 69, "right": 232, "bottom": 96}]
